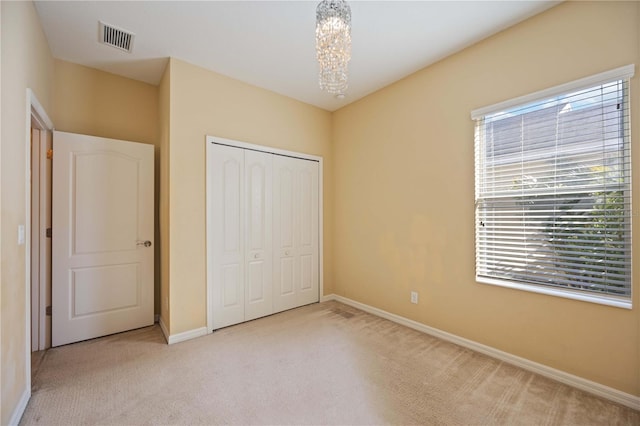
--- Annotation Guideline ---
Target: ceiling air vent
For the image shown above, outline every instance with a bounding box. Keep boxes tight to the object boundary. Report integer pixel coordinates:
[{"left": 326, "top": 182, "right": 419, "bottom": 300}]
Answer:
[{"left": 98, "top": 21, "right": 135, "bottom": 53}]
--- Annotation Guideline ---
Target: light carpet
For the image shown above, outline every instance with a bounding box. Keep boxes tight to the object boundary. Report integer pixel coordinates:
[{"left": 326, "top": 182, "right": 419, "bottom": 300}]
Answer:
[{"left": 21, "top": 301, "right": 639, "bottom": 425}]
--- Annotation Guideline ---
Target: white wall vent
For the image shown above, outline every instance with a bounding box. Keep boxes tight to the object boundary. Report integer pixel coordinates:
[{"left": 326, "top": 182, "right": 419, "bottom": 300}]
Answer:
[{"left": 99, "top": 21, "right": 135, "bottom": 53}]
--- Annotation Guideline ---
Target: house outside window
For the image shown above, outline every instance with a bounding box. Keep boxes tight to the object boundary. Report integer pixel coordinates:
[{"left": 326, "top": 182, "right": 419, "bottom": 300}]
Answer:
[{"left": 472, "top": 65, "right": 634, "bottom": 308}]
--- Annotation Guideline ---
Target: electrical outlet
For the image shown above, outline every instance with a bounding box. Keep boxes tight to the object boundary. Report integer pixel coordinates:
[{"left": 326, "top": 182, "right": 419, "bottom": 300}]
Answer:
[{"left": 410, "top": 291, "right": 419, "bottom": 304}]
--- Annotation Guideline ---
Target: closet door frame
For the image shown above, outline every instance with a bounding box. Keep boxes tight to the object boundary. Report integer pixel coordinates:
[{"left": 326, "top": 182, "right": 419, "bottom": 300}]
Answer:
[{"left": 205, "top": 135, "right": 324, "bottom": 333}]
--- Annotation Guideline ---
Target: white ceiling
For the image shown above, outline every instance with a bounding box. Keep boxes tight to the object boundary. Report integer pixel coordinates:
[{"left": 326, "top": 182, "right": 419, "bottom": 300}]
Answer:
[{"left": 34, "top": 1, "right": 559, "bottom": 111}]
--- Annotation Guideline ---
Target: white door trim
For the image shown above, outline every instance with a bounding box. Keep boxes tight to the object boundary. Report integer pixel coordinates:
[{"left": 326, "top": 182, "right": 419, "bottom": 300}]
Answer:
[
  {"left": 30, "top": 128, "right": 41, "bottom": 352},
  {"left": 21, "top": 89, "right": 54, "bottom": 422},
  {"left": 205, "top": 135, "right": 324, "bottom": 333}
]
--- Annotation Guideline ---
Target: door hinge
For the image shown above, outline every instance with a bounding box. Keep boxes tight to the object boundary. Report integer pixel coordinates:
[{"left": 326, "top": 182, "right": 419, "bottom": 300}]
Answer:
[
  {"left": 46, "top": 306, "right": 52, "bottom": 316},
  {"left": 46, "top": 228, "right": 52, "bottom": 238},
  {"left": 46, "top": 149, "right": 53, "bottom": 160}
]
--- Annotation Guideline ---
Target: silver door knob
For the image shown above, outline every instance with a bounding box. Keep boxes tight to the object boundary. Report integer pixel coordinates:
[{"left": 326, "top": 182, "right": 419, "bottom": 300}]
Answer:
[
  {"left": 137, "top": 240, "right": 152, "bottom": 247},
  {"left": 254, "top": 253, "right": 259, "bottom": 259},
  {"left": 285, "top": 250, "right": 290, "bottom": 256}
]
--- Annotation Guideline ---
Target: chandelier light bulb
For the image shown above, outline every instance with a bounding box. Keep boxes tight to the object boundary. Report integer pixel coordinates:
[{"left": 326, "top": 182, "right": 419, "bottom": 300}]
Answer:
[{"left": 315, "top": 0, "right": 351, "bottom": 96}]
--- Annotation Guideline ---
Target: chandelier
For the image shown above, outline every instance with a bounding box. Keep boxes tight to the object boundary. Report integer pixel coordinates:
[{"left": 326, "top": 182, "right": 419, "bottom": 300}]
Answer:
[{"left": 315, "top": 0, "right": 351, "bottom": 96}]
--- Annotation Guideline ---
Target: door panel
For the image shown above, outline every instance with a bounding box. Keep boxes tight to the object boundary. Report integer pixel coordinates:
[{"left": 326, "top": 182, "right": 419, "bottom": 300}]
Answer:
[
  {"left": 300, "top": 169, "right": 313, "bottom": 247},
  {"left": 278, "top": 167, "right": 294, "bottom": 248},
  {"left": 297, "top": 159, "right": 319, "bottom": 306},
  {"left": 73, "top": 152, "right": 139, "bottom": 254},
  {"left": 52, "top": 131, "right": 154, "bottom": 347},
  {"left": 273, "top": 157, "right": 297, "bottom": 312},
  {"left": 222, "top": 265, "right": 241, "bottom": 307},
  {"left": 244, "top": 150, "right": 273, "bottom": 321},
  {"left": 72, "top": 264, "right": 139, "bottom": 316},
  {"left": 247, "top": 261, "right": 264, "bottom": 302},
  {"left": 223, "top": 160, "right": 242, "bottom": 253},
  {"left": 273, "top": 156, "right": 319, "bottom": 312},
  {"left": 280, "top": 257, "right": 294, "bottom": 295},
  {"left": 211, "top": 144, "right": 245, "bottom": 329},
  {"left": 301, "top": 254, "right": 313, "bottom": 290}
]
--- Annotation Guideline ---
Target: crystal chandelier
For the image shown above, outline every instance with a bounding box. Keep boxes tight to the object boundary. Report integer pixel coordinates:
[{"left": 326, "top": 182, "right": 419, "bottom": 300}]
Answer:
[{"left": 315, "top": 0, "right": 351, "bottom": 96}]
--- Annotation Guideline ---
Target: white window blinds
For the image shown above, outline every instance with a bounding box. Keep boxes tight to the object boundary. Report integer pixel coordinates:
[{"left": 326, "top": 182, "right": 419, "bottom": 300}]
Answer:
[{"left": 472, "top": 66, "right": 633, "bottom": 305}]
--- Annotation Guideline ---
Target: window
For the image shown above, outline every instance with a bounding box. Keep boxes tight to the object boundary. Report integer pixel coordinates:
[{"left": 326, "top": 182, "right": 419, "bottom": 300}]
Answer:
[{"left": 472, "top": 65, "right": 634, "bottom": 308}]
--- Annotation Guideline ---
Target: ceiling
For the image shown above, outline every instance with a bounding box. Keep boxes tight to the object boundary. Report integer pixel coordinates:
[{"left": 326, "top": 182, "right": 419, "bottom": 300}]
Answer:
[{"left": 34, "top": 1, "right": 559, "bottom": 112}]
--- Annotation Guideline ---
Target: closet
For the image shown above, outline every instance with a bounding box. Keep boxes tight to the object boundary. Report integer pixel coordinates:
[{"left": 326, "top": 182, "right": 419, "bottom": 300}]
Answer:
[{"left": 207, "top": 140, "right": 320, "bottom": 330}]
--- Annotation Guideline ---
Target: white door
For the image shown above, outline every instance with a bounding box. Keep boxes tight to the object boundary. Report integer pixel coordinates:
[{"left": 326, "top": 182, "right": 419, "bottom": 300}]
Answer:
[
  {"left": 210, "top": 144, "right": 245, "bottom": 329},
  {"left": 273, "top": 155, "right": 319, "bottom": 313},
  {"left": 244, "top": 150, "right": 273, "bottom": 321},
  {"left": 52, "top": 131, "right": 154, "bottom": 347}
]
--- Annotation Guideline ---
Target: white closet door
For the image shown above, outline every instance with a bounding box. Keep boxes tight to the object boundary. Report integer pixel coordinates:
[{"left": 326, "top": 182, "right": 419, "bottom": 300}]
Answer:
[
  {"left": 273, "top": 157, "right": 296, "bottom": 312},
  {"left": 296, "top": 158, "right": 319, "bottom": 306},
  {"left": 210, "top": 144, "right": 245, "bottom": 329},
  {"left": 244, "top": 150, "right": 273, "bottom": 321},
  {"left": 273, "top": 155, "right": 319, "bottom": 313}
]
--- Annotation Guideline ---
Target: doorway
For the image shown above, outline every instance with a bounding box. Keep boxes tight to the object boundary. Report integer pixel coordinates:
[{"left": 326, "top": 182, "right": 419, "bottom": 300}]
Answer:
[
  {"left": 30, "top": 125, "right": 52, "bottom": 353},
  {"left": 27, "top": 89, "right": 54, "bottom": 386}
]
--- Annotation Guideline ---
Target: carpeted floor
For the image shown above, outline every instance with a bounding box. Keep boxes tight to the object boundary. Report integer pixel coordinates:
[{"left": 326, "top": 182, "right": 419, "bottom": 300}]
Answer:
[{"left": 21, "top": 301, "right": 639, "bottom": 425}]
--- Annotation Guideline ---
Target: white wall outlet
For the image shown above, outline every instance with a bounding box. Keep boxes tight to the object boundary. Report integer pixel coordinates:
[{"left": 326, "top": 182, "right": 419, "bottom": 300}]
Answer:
[
  {"left": 410, "top": 291, "right": 418, "bottom": 304},
  {"left": 18, "top": 224, "right": 25, "bottom": 245}
]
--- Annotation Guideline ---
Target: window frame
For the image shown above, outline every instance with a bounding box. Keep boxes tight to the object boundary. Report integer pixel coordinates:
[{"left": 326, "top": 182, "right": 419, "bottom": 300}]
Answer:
[{"left": 471, "top": 65, "right": 635, "bottom": 309}]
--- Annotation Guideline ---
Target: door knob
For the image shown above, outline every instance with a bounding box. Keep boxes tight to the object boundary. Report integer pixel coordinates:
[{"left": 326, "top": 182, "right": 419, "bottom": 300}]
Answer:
[
  {"left": 254, "top": 253, "right": 259, "bottom": 259},
  {"left": 137, "top": 240, "right": 152, "bottom": 247},
  {"left": 285, "top": 250, "right": 290, "bottom": 256}
]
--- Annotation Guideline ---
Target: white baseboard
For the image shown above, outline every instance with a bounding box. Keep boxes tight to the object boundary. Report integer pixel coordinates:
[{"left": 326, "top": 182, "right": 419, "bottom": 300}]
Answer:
[
  {"left": 158, "top": 316, "right": 169, "bottom": 343},
  {"left": 167, "top": 326, "right": 208, "bottom": 345},
  {"left": 325, "top": 294, "right": 640, "bottom": 411},
  {"left": 8, "top": 388, "right": 30, "bottom": 426},
  {"left": 320, "top": 294, "right": 335, "bottom": 302},
  {"left": 159, "top": 320, "right": 208, "bottom": 345}
]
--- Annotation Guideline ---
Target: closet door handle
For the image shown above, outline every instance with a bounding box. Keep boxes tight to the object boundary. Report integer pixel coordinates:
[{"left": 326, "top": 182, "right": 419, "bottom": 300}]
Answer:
[
  {"left": 254, "top": 253, "right": 259, "bottom": 259},
  {"left": 285, "top": 250, "right": 290, "bottom": 256}
]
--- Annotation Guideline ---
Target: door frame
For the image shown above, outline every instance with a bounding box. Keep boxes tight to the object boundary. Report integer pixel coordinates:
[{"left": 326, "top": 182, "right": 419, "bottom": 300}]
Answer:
[
  {"left": 25, "top": 89, "right": 54, "bottom": 381},
  {"left": 205, "top": 135, "right": 324, "bottom": 333}
]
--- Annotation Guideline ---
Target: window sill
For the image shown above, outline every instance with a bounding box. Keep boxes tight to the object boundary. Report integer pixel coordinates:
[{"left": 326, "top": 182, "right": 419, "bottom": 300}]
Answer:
[{"left": 476, "top": 276, "right": 632, "bottom": 309}]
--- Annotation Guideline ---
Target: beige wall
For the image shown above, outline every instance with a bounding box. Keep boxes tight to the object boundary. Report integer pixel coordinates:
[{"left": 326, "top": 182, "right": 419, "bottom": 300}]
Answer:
[
  {"left": 165, "top": 58, "right": 332, "bottom": 334},
  {"left": 52, "top": 60, "right": 161, "bottom": 313},
  {"left": 332, "top": 1, "right": 640, "bottom": 396},
  {"left": 53, "top": 59, "right": 158, "bottom": 145},
  {"left": 0, "top": 1, "right": 55, "bottom": 423}
]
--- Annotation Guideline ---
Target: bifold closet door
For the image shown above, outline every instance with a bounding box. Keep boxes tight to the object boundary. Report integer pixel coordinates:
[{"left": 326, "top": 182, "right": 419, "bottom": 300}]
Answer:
[
  {"left": 244, "top": 150, "right": 273, "bottom": 321},
  {"left": 211, "top": 144, "right": 273, "bottom": 329},
  {"left": 211, "top": 144, "right": 245, "bottom": 329},
  {"left": 273, "top": 155, "right": 319, "bottom": 313}
]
